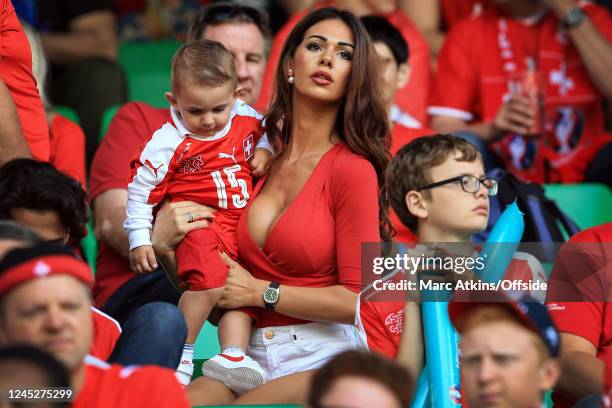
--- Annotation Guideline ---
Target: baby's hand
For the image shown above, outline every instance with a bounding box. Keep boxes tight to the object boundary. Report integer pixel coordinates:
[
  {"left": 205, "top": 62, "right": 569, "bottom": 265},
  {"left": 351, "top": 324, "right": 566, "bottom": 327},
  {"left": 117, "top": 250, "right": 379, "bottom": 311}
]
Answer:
[
  {"left": 129, "top": 245, "right": 158, "bottom": 274},
  {"left": 249, "top": 148, "right": 273, "bottom": 177}
]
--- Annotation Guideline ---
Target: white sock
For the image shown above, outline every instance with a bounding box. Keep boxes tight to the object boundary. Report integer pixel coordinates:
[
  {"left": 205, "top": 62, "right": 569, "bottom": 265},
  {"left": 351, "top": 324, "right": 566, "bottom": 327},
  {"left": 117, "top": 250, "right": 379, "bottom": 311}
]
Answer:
[
  {"left": 176, "top": 344, "right": 194, "bottom": 386},
  {"left": 180, "top": 343, "right": 195, "bottom": 364},
  {"left": 222, "top": 346, "right": 245, "bottom": 356}
]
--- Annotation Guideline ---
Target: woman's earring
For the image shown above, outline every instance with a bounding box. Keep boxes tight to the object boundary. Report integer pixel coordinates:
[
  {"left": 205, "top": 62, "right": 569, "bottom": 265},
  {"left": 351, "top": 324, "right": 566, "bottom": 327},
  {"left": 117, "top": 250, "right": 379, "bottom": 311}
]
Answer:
[{"left": 287, "top": 69, "right": 295, "bottom": 84}]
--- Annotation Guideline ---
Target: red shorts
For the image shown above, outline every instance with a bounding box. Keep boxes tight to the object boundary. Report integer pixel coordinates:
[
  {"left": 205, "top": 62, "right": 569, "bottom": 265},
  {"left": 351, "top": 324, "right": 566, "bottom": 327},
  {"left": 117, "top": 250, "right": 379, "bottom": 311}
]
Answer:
[{"left": 175, "top": 215, "right": 239, "bottom": 291}]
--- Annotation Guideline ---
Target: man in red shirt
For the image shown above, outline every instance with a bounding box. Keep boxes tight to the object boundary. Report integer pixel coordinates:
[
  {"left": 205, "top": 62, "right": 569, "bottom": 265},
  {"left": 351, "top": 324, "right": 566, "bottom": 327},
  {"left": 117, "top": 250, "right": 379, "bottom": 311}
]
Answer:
[
  {"left": 0, "top": 162, "right": 187, "bottom": 369},
  {"left": 0, "top": 243, "right": 189, "bottom": 408},
  {"left": 0, "top": 224, "right": 120, "bottom": 362},
  {"left": 429, "top": 0, "right": 612, "bottom": 185},
  {"left": 546, "top": 222, "right": 612, "bottom": 407},
  {"left": 257, "top": 0, "right": 430, "bottom": 124},
  {"left": 90, "top": 3, "right": 271, "bottom": 324},
  {"left": 0, "top": 0, "right": 49, "bottom": 164}
]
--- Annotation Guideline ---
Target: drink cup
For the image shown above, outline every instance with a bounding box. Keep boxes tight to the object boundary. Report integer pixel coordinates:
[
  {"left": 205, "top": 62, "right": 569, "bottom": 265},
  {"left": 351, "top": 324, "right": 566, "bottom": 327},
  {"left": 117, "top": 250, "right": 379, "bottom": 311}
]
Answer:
[{"left": 508, "top": 70, "right": 545, "bottom": 137}]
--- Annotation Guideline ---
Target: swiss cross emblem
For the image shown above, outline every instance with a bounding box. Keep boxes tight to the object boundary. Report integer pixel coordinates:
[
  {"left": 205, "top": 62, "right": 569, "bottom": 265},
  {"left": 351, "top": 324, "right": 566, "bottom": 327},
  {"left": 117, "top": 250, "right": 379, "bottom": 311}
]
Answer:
[
  {"left": 549, "top": 63, "right": 574, "bottom": 96},
  {"left": 384, "top": 310, "right": 404, "bottom": 335},
  {"left": 243, "top": 134, "right": 254, "bottom": 161}
]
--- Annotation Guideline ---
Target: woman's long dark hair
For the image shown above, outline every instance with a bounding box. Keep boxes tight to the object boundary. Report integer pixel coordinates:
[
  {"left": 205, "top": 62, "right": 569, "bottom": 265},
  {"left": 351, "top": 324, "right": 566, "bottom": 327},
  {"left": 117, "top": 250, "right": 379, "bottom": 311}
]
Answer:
[{"left": 265, "top": 7, "right": 392, "bottom": 241}]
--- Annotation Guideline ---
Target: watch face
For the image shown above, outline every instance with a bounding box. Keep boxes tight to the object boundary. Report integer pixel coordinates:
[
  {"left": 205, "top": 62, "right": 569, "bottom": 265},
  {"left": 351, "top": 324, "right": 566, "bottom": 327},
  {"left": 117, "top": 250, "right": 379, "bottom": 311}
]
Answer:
[{"left": 264, "top": 288, "right": 279, "bottom": 303}]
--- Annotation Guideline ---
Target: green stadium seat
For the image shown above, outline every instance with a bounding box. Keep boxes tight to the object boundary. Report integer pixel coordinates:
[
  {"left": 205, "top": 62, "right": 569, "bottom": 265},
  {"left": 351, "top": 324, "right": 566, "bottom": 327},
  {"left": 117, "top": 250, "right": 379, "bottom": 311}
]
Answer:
[
  {"left": 54, "top": 105, "right": 80, "bottom": 124},
  {"left": 118, "top": 40, "right": 181, "bottom": 107},
  {"left": 99, "top": 105, "right": 120, "bottom": 142},
  {"left": 543, "top": 183, "right": 612, "bottom": 229},
  {"left": 194, "top": 322, "right": 221, "bottom": 360},
  {"left": 81, "top": 216, "right": 97, "bottom": 274}
]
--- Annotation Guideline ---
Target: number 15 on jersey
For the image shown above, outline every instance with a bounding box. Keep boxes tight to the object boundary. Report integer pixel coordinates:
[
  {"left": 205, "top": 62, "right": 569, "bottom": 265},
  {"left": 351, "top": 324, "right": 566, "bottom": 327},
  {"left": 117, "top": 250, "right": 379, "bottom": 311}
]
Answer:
[{"left": 211, "top": 164, "right": 249, "bottom": 209}]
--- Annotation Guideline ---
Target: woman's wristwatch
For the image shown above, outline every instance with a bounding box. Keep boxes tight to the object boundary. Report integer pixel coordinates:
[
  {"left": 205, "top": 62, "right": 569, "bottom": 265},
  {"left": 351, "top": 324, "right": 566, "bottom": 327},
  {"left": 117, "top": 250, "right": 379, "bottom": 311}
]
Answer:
[{"left": 262, "top": 281, "right": 281, "bottom": 310}]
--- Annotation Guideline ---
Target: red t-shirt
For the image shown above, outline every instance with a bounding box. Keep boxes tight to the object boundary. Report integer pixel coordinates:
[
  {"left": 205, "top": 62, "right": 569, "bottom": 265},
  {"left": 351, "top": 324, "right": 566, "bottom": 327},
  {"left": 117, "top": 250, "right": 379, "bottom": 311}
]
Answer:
[
  {"left": 90, "top": 307, "right": 121, "bottom": 361},
  {"left": 49, "top": 114, "right": 86, "bottom": 187},
  {"left": 0, "top": 0, "right": 49, "bottom": 161},
  {"left": 89, "top": 102, "right": 170, "bottom": 307},
  {"left": 237, "top": 142, "right": 380, "bottom": 328},
  {"left": 73, "top": 356, "right": 189, "bottom": 408},
  {"left": 255, "top": 1, "right": 431, "bottom": 125},
  {"left": 546, "top": 222, "right": 612, "bottom": 408},
  {"left": 429, "top": 4, "right": 612, "bottom": 183}
]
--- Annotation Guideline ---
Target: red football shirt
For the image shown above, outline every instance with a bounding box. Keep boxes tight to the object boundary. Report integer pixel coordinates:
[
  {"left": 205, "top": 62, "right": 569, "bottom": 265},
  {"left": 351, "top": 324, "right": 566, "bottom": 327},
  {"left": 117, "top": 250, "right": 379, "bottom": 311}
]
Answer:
[
  {"left": 546, "top": 223, "right": 612, "bottom": 408},
  {"left": 125, "top": 101, "right": 264, "bottom": 246},
  {"left": 90, "top": 307, "right": 121, "bottom": 361},
  {"left": 49, "top": 114, "right": 86, "bottom": 187},
  {"left": 430, "top": 4, "right": 612, "bottom": 183},
  {"left": 73, "top": 356, "right": 189, "bottom": 408},
  {"left": 0, "top": 0, "right": 49, "bottom": 161},
  {"left": 89, "top": 102, "right": 170, "bottom": 307},
  {"left": 356, "top": 268, "right": 405, "bottom": 359},
  {"left": 255, "top": 1, "right": 431, "bottom": 125}
]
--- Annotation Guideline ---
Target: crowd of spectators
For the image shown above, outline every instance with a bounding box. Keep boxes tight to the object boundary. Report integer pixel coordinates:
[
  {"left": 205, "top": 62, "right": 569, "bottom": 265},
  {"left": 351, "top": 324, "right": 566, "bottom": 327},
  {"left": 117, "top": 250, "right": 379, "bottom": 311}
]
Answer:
[{"left": 0, "top": 0, "right": 610, "bottom": 407}]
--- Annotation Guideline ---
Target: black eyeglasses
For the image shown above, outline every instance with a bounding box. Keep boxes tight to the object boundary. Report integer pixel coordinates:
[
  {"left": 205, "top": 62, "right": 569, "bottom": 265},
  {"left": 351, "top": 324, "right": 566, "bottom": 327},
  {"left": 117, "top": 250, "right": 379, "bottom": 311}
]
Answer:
[{"left": 417, "top": 175, "right": 498, "bottom": 196}]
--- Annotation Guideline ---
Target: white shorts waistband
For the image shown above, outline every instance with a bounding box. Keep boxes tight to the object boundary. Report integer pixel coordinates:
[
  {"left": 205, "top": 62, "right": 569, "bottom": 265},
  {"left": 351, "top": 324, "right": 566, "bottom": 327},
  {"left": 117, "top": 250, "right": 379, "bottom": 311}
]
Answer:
[{"left": 250, "top": 322, "right": 355, "bottom": 346}]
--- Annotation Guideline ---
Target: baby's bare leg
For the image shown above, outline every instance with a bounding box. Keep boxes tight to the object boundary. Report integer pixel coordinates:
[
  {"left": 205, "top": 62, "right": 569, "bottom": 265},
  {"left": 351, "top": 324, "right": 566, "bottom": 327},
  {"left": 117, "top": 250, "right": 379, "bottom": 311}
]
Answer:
[
  {"left": 176, "top": 288, "right": 223, "bottom": 385},
  {"left": 218, "top": 310, "right": 253, "bottom": 352},
  {"left": 179, "top": 288, "right": 223, "bottom": 344}
]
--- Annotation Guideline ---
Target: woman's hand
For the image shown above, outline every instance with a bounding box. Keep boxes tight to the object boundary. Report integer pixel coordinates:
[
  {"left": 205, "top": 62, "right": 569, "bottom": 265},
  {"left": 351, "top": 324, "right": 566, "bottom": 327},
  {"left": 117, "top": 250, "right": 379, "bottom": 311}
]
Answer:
[
  {"left": 151, "top": 200, "right": 215, "bottom": 248},
  {"left": 218, "top": 252, "right": 267, "bottom": 309}
]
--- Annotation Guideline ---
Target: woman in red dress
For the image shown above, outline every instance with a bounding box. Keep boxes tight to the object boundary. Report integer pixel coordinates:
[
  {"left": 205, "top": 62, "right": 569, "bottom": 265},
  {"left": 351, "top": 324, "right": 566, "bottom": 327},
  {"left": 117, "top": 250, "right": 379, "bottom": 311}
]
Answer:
[{"left": 153, "top": 7, "right": 391, "bottom": 404}]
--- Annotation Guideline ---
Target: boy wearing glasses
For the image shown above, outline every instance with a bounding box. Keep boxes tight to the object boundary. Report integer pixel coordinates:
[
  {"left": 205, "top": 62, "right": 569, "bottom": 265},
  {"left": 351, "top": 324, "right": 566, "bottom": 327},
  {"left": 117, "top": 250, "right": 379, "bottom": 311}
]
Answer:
[
  {"left": 357, "top": 134, "right": 546, "bottom": 361},
  {"left": 387, "top": 134, "right": 497, "bottom": 242}
]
